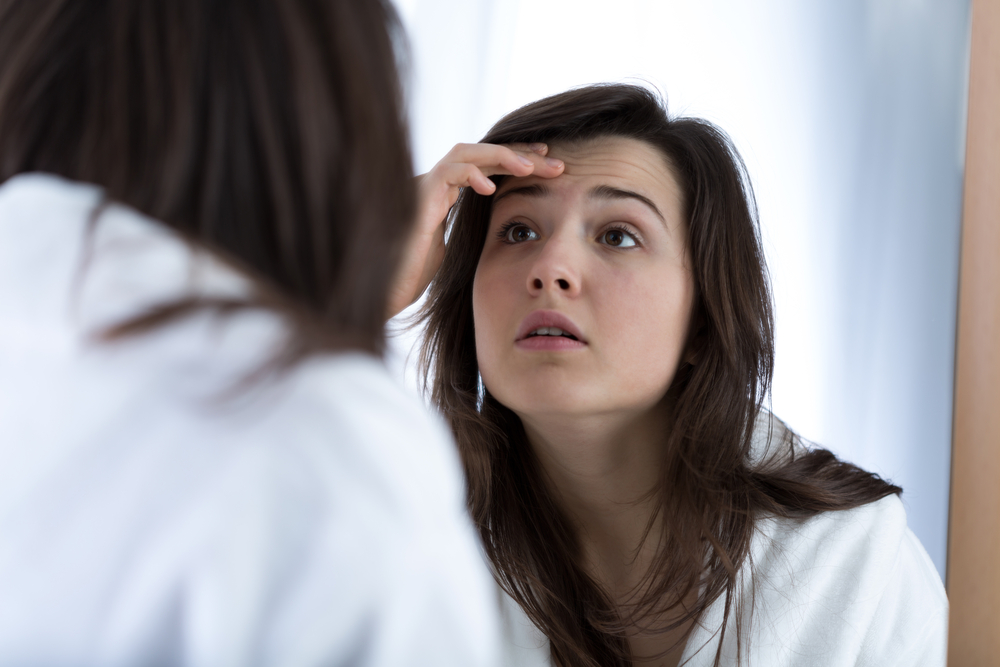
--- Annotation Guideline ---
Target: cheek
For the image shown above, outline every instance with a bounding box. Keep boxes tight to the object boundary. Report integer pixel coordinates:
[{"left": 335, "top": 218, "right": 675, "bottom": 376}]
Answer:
[
  {"left": 598, "top": 266, "right": 694, "bottom": 400},
  {"left": 471, "top": 260, "right": 509, "bottom": 385}
]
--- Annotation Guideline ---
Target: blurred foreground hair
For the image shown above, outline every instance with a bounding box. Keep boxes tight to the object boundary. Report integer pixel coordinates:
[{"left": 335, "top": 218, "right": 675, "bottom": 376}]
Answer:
[
  {"left": 419, "top": 84, "right": 901, "bottom": 666},
  {"left": 0, "top": 0, "right": 414, "bottom": 357}
]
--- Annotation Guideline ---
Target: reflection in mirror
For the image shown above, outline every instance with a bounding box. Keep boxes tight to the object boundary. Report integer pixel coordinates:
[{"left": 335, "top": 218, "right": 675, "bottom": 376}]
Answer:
[{"left": 393, "top": 0, "right": 971, "bottom": 582}]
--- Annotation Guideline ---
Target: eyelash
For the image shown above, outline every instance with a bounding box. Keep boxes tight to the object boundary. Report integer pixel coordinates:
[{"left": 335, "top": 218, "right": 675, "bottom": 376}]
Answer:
[
  {"left": 496, "top": 221, "right": 535, "bottom": 244},
  {"left": 602, "top": 224, "right": 643, "bottom": 247},
  {"left": 495, "top": 221, "right": 643, "bottom": 247}
]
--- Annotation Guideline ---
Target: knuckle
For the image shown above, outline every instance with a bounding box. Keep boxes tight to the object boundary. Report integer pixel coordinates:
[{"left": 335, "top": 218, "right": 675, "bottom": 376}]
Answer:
[{"left": 457, "top": 164, "right": 479, "bottom": 183}]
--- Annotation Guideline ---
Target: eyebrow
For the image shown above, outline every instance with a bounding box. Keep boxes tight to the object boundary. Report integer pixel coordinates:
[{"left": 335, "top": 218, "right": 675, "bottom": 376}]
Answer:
[
  {"left": 492, "top": 183, "right": 665, "bottom": 222},
  {"left": 492, "top": 183, "right": 548, "bottom": 205},
  {"left": 589, "top": 185, "right": 664, "bottom": 222}
]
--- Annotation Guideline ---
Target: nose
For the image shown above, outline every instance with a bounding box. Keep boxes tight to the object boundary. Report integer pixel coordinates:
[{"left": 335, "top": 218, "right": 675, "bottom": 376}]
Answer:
[{"left": 527, "top": 236, "right": 581, "bottom": 297}]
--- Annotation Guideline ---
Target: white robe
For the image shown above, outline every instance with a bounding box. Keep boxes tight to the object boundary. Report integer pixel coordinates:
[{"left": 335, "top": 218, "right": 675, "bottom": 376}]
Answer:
[
  {"left": 0, "top": 173, "right": 503, "bottom": 667},
  {"left": 500, "top": 418, "right": 949, "bottom": 666}
]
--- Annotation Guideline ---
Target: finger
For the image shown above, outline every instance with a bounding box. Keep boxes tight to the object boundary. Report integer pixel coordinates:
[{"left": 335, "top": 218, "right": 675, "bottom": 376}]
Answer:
[
  {"left": 467, "top": 167, "right": 498, "bottom": 195},
  {"left": 472, "top": 147, "right": 563, "bottom": 179},
  {"left": 445, "top": 141, "right": 548, "bottom": 158},
  {"left": 442, "top": 143, "right": 538, "bottom": 178},
  {"left": 504, "top": 142, "right": 549, "bottom": 156},
  {"left": 432, "top": 162, "right": 496, "bottom": 196},
  {"left": 494, "top": 144, "right": 565, "bottom": 178},
  {"left": 509, "top": 152, "right": 564, "bottom": 179}
]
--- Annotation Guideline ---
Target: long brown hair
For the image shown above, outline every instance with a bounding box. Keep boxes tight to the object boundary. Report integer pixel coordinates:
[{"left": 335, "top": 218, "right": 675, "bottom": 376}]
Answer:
[
  {"left": 0, "top": 0, "right": 414, "bottom": 357},
  {"left": 419, "top": 84, "right": 900, "bottom": 666}
]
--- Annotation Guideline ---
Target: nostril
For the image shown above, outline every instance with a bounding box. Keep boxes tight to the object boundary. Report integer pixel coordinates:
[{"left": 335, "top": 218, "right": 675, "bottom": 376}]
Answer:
[
  {"left": 533, "top": 278, "right": 543, "bottom": 289},
  {"left": 557, "top": 279, "right": 569, "bottom": 290}
]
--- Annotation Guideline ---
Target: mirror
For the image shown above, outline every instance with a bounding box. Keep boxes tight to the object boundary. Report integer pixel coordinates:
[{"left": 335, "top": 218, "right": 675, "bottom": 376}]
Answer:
[{"left": 391, "top": 0, "right": 972, "bottom": 581}]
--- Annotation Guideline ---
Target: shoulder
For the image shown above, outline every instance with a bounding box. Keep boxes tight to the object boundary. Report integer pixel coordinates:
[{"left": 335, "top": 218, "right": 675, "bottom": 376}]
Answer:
[
  {"left": 686, "top": 494, "right": 947, "bottom": 666},
  {"left": 759, "top": 495, "right": 947, "bottom": 664},
  {"left": 755, "top": 489, "right": 910, "bottom": 575},
  {"left": 150, "top": 349, "right": 500, "bottom": 666},
  {"left": 187, "top": 355, "right": 501, "bottom": 666},
  {"left": 265, "top": 353, "right": 469, "bottom": 523},
  {"left": 0, "top": 174, "right": 501, "bottom": 665},
  {"left": 1, "top": 171, "right": 468, "bottom": 530}
]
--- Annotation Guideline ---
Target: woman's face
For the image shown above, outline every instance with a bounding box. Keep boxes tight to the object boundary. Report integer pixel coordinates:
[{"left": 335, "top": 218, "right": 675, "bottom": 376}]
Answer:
[{"left": 473, "top": 136, "right": 695, "bottom": 423}]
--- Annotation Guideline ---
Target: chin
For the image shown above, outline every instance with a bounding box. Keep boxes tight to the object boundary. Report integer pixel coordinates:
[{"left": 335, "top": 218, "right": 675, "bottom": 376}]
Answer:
[
  {"left": 511, "top": 396, "right": 592, "bottom": 419},
  {"left": 487, "top": 380, "right": 600, "bottom": 419}
]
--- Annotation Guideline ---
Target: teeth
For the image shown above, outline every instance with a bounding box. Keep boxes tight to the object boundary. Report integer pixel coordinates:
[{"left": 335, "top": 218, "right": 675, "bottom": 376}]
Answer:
[{"left": 530, "top": 327, "right": 571, "bottom": 337}]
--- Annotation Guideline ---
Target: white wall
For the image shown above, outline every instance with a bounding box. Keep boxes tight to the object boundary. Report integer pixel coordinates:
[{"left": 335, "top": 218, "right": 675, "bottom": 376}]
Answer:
[{"left": 390, "top": 0, "right": 970, "bottom": 579}]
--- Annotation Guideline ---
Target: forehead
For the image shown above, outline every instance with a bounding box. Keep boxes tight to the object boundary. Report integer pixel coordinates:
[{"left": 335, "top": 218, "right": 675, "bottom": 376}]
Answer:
[{"left": 494, "top": 135, "right": 681, "bottom": 205}]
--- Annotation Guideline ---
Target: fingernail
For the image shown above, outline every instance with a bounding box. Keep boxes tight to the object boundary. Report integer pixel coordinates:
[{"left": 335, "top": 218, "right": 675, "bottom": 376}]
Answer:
[
  {"left": 517, "top": 155, "right": 534, "bottom": 167},
  {"left": 545, "top": 157, "right": 563, "bottom": 168},
  {"left": 528, "top": 143, "right": 547, "bottom": 153}
]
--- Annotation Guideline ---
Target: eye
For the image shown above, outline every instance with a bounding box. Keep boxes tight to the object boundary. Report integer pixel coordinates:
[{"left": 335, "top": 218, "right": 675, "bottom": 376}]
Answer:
[
  {"left": 599, "top": 226, "right": 639, "bottom": 248},
  {"left": 498, "top": 222, "right": 539, "bottom": 244}
]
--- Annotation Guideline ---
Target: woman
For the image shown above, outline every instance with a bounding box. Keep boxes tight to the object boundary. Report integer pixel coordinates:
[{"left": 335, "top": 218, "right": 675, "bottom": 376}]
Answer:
[
  {"left": 0, "top": 1, "right": 503, "bottom": 664},
  {"left": 408, "top": 84, "right": 948, "bottom": 666}
]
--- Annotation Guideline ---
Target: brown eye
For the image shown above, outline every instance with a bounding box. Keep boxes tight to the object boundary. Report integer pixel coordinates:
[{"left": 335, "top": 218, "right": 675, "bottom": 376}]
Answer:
[
  {"left": 503, "top": 224, "right": 539, "bottom": 243},
  {"left": 600, "top": 228, "right": 637, "bottom": 248}
]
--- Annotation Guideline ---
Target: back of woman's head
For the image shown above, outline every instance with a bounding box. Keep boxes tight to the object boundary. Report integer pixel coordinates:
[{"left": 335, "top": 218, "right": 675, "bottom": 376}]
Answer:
[{"left": 0, "top": 0, "right": 414, "bottom": 355}]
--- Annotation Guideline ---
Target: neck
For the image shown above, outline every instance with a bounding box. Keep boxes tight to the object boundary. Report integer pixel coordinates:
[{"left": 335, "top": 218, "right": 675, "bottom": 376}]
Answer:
[
  {"left": 518, "top": 401, "right": 669, "bottom": 596},
  {"left": 517, "top": 400, "right": 696, "bottom": 666}
]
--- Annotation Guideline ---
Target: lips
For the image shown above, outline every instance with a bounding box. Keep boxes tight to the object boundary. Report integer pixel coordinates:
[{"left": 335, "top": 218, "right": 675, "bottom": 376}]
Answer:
[{"left": 515, "top": 310, "right": 587, "bottom": 347}]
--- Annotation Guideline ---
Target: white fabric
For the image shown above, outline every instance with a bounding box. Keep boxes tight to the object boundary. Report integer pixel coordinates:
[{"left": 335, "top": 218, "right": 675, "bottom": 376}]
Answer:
[
  {"left": 0, "top": 173, "right": 503, "bottom": 667},
  {"left": 499, "top": 418, "right": 949, "bottom": 667}
]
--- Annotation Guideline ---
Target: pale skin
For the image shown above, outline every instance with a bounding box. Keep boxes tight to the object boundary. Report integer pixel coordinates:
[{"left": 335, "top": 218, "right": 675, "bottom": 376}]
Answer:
[{"left": 393, "top": 137, "right": 696, "bottom": 666}]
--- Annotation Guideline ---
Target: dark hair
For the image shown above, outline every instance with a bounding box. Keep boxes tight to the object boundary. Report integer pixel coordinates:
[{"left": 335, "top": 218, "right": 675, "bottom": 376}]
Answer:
[
  {"left": 419, "top": 84, "right": 900, "bottom": 666},
  {"left": 0, "top": 0, "right": 414, "bottom": 356}
]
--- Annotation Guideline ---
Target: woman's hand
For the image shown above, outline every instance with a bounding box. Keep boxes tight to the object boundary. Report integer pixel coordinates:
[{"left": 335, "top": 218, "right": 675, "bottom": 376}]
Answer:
[{"left": 386, "top": 142, "right": 564, "bottom": 320}]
